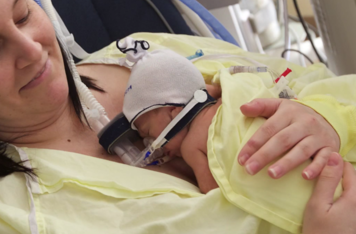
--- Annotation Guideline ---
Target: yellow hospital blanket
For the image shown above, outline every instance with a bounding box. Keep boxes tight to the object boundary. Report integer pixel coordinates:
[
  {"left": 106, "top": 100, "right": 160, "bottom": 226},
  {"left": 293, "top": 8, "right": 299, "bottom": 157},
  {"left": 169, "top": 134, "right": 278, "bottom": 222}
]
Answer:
[
  {"left": 2, "top": 33, "right": 356, "bottom": 234},
  {"left": 1, "top": 146, "right": 290, "bottom": 234},
  {"left": 207, "top": 69, "right": 341, "bottom": 233}
]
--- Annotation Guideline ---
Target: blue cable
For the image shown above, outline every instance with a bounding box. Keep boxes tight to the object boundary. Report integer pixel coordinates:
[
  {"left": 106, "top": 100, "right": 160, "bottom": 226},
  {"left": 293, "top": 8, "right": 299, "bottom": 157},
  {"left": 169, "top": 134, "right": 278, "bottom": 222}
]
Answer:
[
  {"left": 179, "top": 0, "right": 239, "bottom": 46},
  {"left": 33, "top": 0, "right": 42, "bottom": 7}
]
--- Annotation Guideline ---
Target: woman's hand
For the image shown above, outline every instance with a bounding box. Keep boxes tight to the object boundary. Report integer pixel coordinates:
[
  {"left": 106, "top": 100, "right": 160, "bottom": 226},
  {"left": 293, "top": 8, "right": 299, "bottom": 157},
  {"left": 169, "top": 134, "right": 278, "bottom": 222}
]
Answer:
[
  {"left": 238, "top": 98, "right": 340, "bottom": 179},
  {"left": 303, "top": 153, "right": 356, "bottom": 234}
]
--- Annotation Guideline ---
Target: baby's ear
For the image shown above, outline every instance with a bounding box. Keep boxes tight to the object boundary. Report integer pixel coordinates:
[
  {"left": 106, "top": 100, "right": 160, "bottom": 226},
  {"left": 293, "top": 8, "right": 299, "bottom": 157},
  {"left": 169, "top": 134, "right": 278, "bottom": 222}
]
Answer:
[{"left": 170, "top": 106, "right": 184, "bottom": 119}]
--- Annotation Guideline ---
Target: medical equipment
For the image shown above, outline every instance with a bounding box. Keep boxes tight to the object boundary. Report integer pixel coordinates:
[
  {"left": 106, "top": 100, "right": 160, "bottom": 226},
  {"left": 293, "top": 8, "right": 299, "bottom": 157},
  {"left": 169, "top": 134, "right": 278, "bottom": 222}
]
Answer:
[
  {"left": 293, "top": 0, "right": 325, "bottom": 65},
  {"left": 39, "top": 0, "right": 111, "bottom": 135},
  {"left": 311, "top": 0, "right": 356, "bottom": 75},
  {"left": 282, "top": 0, "right": 291, "bottom": 60},
  {"left": 136, "top": 90, "right": 215, "bottom": 165},
  {"left": 229, "top": 65, "right": 268, "bottom": 74},
  {"left": 175, "top": 0, "right": 239, "bottom": 46},
  {"left": 144, "top": 0, "right": 175, "bottom": 34},
  {"left": 97, "top": 113, "right": 165, "bottom": 166},
  {"left": 187, "top": 49, "right": 204, "bottom": 60},
  {"left": 98, "top": 89, "right": 216, "bottom": 167},
  {"left": 208, "top": 0, "right": 280, "bottom": 52}
]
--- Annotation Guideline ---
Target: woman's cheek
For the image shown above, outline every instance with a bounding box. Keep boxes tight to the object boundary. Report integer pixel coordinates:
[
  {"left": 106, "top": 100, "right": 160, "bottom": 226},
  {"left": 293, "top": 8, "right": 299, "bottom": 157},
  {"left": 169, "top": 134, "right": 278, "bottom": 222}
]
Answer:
[
  {"left": 42, "top": 73, "right": 69, "bottom": 107},
  {"left": 30, "top": 2, "right": 57, "bottom": 49}
]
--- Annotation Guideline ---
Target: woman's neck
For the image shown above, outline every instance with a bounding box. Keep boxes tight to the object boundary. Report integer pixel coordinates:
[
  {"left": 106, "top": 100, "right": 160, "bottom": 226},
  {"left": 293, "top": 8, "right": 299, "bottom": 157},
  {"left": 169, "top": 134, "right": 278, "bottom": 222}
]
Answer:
[{"left": 2, "top": 99, "right": 95, "bottom": 151}]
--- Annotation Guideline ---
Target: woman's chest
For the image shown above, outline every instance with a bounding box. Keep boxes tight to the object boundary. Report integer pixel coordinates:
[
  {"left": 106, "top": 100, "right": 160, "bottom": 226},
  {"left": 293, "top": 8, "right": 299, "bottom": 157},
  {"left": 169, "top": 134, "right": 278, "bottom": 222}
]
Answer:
[{"left": 76, "top": 64, "right": 197, "bottom": 184}]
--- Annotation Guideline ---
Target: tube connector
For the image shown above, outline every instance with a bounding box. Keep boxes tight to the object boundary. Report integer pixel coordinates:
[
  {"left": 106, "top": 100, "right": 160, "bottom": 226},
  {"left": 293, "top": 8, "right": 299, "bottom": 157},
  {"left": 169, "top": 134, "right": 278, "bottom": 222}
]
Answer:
[{"left": 229, "top": 66, "right": 268, "bottom": 74}]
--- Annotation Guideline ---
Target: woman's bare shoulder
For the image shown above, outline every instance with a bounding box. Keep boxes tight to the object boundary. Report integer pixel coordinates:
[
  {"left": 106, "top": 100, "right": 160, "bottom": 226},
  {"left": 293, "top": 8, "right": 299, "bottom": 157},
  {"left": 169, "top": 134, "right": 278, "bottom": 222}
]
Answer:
[
  {"left": 76, "top": 63, "right": 130, "bottom": 92},
  {"left": 76, "top": 64, "right": 131, "bottom": 119}
]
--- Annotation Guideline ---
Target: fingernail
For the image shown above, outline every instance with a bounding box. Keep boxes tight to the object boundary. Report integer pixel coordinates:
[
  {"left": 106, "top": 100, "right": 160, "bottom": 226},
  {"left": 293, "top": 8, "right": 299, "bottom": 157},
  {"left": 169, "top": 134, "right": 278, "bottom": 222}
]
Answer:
[
  {"left": 245, "top": 161, "right": 259, "bottom": 175},
  {"left": 327, "top": 154, "right": 339, "bottom": 166},
  {"left": 268, "top": 165, "right": 282, "bottom": 178},
  {"left": 303, "top": 170, "right": 313, "bottom": 179},
  {"left": 245, "top": 101, "right": 255, "bottom": 107},
  {"left": 238, "top": 154, "right": 250, "bottom": 165}
]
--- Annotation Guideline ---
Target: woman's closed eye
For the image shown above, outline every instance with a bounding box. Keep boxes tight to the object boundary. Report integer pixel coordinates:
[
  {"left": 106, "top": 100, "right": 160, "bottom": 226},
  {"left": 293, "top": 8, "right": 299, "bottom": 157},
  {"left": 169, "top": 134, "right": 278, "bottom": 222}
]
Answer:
[{"left": 16, "top": 9, "right": 31, "bottom": 25}]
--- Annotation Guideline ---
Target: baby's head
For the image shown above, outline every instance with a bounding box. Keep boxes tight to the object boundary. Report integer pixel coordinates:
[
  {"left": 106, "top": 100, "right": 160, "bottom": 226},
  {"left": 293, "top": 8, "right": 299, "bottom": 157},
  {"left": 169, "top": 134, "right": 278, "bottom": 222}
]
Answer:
[
  {"left": 134, "top": 106, "right": 187, "bottom": 157},
  {"left": 122, "top": 47, "right": 206, "bottom": 156}
]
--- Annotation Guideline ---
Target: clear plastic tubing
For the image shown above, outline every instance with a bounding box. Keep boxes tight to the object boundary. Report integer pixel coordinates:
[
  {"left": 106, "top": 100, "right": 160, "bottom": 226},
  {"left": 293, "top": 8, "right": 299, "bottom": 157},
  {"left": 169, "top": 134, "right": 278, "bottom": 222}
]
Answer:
[{"left": 229, "top": 66, "right": 268, "bottom": 74}]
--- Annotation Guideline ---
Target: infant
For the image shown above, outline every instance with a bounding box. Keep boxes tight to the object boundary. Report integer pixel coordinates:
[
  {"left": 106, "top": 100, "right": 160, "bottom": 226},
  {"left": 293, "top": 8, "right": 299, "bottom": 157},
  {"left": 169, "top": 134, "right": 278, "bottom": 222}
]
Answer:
[
  {"left": 133, "top": 88, "right": 221, "bottom": 193},
  {"left": 121, "top": 40, "right": 221, "bottom": 193}
]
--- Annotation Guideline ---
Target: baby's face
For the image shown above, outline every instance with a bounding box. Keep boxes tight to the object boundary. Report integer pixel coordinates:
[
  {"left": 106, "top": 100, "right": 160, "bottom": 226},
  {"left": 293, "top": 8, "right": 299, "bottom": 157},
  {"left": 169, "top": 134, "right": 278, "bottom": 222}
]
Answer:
[{"left": 134, "top": 107, "right": 188, "bottom": 157}]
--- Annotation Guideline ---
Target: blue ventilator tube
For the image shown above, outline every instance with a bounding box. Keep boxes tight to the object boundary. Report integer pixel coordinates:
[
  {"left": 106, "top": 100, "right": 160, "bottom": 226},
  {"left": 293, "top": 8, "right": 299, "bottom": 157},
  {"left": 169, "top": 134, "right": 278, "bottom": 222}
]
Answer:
[
  {"left": 33, "top": 0, "right": 42, "bottom": 7},
  {"left": 179, "top": 0, "right": 240, "bottom": 46}
]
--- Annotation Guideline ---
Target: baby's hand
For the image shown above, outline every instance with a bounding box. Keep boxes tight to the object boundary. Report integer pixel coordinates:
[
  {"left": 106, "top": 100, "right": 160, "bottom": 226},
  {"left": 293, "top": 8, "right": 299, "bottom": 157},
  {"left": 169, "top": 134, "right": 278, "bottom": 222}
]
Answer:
[
  {"left": 194, "top": 165, "right": 219, "bottom": 194},
  {"left": 182, "top": 148, "right": 218, "bottom": 194},
  {"left": 206, "top": 84, "right": 222, "bottom": 100}
]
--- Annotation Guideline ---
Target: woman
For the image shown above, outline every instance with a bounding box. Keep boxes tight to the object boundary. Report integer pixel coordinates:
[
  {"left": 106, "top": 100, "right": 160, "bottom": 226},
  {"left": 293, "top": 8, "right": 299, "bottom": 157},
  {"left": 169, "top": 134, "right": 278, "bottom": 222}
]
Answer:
[{"left": 0, "top": 0, "right": 355, "bottom": 233}]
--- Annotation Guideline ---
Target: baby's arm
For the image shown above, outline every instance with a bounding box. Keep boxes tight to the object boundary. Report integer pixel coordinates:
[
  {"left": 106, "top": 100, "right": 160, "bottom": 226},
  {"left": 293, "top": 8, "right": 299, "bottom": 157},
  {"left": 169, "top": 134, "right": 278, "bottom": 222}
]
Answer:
[
  {"left": 181, "top": 147, "right": 218, "bottom": 194},
  {"left": 181, "top": 111, "right": 219, "bottom": 194},
  {"left": 206, "top": 84, "right": 221, "bottom": 99}
]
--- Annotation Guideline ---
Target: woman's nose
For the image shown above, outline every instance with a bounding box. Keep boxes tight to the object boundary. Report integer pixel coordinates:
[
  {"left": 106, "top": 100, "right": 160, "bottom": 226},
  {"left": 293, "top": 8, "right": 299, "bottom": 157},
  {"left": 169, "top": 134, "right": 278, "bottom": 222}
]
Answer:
[{"left": 14, "top": 33, "right": 42, "bottom": 70}]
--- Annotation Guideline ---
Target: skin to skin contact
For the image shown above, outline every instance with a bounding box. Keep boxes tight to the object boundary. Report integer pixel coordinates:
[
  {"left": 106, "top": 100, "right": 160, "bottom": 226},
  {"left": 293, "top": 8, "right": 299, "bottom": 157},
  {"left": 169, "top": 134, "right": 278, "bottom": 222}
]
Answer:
[{"left": 0, "top": 0, "right": 355, "bottom": 233}]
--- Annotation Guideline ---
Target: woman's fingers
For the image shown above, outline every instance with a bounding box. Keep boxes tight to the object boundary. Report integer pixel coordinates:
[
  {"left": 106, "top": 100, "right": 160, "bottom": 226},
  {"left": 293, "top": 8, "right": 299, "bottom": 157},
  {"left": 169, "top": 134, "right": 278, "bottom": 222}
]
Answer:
[
  {"left": 301, "top": 147, "right": 332, "bottom": 180},
  {"left": 303, "top": 154, "right": 356, "bottom": 234},
  {"left": 240, "top": 98, "right": 283, "bottom": 118},
  {"left": 341, "top": 162, "right": 356, "bottom": 198},
  {"left": 308, "top": 152, "right": 343, "bottom": 209}
]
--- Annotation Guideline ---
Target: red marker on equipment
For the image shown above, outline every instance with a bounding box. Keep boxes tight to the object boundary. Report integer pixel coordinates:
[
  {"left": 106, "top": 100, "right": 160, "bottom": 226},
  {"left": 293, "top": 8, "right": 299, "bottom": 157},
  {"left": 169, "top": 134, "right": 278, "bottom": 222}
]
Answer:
[{"left": 275, "top": 68, "right": 292, "bottom": 83}]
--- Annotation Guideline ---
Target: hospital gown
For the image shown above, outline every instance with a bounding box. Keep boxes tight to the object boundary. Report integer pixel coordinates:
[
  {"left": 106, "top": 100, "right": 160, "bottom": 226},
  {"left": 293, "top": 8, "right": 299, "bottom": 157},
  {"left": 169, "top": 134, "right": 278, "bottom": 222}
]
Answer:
[{"left": 1, "top": 33, "right": 356, "bottom": 234}]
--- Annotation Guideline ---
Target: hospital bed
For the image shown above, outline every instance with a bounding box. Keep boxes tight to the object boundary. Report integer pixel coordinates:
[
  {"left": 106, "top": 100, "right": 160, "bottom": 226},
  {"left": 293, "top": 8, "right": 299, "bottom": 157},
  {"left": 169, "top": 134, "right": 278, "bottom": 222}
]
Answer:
[
  {"left": 51, "top": 0, "right": 239, "bottom": 56},
  {"left": 47, "top": 0, "right": 356, "bottom": 76}
]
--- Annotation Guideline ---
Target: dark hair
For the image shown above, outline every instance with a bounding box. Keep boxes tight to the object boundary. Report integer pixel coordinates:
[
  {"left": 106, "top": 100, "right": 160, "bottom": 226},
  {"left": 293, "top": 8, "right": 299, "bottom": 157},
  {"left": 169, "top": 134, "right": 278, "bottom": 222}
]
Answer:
[{"left": 0, "top": 45, "right": 105, "bottom": 177}]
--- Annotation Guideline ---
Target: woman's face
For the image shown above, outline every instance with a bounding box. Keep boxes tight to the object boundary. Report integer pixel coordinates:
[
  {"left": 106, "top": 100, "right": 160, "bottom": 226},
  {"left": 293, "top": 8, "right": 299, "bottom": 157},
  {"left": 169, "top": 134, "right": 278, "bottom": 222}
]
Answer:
[{"left": 0, "top": 0, "right": 68, "bottom": 137}]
